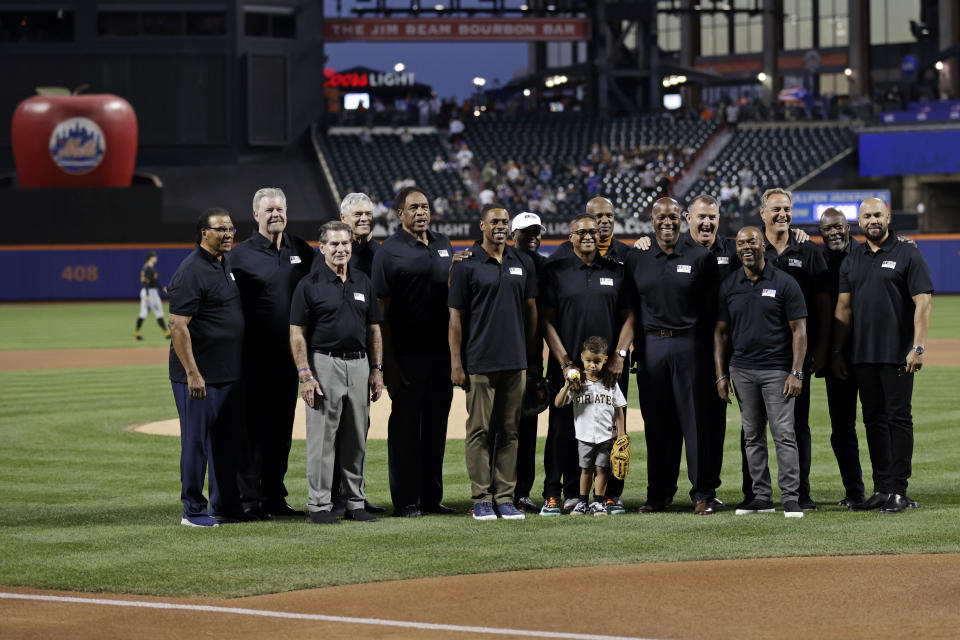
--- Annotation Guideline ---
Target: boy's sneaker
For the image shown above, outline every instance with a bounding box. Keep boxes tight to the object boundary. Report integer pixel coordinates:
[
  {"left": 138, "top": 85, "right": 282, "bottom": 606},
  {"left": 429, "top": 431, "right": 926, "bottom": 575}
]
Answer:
[
  {"left": 589, "top": 501, "right": 608, "bottom": 516},
  {"left": 604, "top": 497, "right": 626, "bottom": 515},
  {"left": 563, "top": 497, "right": 580, "bottom": 511},
  {"left": 783, "top": 500, "right": 804, "bottom": 518},
  {"left": 569, "top": 500, "right": 590, "bottom": 516},
  {"left": 472, "top": 501, "right": 498, "bottom": 521},
  {"left": 515, "top": 495, "right": 539, "bottom": 513},
  {"left": 180, "top": 514, "right": 219, "bottom": 527},
  {"left": 734, "top": 498, "right": 776, "bottom": 515},
  {"left": 497, "top": 503, "right": 526, "bottom": 520},
  {"left": 540, "top": 496, "right": 562, "bottom": 517}
]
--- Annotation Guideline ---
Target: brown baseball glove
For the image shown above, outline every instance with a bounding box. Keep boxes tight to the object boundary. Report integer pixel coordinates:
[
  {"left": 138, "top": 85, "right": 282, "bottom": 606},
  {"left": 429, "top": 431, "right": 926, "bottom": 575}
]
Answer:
[{"left": 611, "top": 434, "right": 630, "bottom": 480}]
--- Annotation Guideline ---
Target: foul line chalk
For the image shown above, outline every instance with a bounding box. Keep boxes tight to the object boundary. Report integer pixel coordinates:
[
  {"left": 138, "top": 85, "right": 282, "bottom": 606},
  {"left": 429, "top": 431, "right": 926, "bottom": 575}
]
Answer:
[{"left": 0, "top": 592, "right": 659, "bottom": 640}]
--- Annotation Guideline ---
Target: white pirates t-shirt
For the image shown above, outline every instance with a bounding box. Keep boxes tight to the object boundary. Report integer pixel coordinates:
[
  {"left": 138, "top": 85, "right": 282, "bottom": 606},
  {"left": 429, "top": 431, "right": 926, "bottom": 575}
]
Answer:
[{"left": 562, "top": 379, "right": 628, "bottom": 444}]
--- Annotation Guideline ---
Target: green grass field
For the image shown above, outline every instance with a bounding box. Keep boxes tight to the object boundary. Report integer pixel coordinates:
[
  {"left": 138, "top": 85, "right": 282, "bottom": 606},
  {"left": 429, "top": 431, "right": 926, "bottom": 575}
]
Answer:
[{"left": 0, "top": 299, "right": 959, "bottom": 598}]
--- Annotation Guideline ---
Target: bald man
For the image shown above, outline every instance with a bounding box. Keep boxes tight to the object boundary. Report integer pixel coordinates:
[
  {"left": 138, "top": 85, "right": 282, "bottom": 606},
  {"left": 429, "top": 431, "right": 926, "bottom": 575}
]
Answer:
[
  {"left": 832, "top": 198, "right": 933, "bottom": 514},
  {"left": 620, "top": 197, "right": 721, "bottom": 515},
  {"left": 550, "top": 197, "right": 632, "bottom": 264}
]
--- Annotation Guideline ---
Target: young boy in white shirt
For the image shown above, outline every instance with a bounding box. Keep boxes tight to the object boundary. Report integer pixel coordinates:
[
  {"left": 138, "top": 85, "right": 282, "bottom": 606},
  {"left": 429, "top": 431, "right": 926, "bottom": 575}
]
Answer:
[{"left": 554, "top": 336, "right": 628, "bottom": 516}]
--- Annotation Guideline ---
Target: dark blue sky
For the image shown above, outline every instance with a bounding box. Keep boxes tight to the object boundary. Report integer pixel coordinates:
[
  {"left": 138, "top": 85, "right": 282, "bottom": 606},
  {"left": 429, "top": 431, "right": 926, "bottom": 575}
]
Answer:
[{"left": 324, "top": 0, "right": 529, "bottom": 100}]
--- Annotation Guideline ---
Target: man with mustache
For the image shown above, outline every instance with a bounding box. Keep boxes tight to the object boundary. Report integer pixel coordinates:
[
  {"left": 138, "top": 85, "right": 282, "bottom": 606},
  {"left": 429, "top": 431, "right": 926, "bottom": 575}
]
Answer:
[
  {"left": 621, "top": 197, "right": 721, "bottom": 515},
  {"left": 714, "top": 227, "right": 807, "bottom": 518},
  {"left": 817, "top": 208, "right": 866, "bottom": 507},
  {"left": 539, "top": 213, "right": 632, "bottom": 515},
  {"left": 290, "top": 221, "right": 383, "bottom": 525},
  {"left": 230, "top": 188, "right": 314, "bottom": 520},
  {"left": 832, "top": 198, "right": 933, "bottom": 514},
  {"left": 449, "top": 204, "right": 538, "bottom": 520},
  {"left": 757, "top": 188, "right": 830, "bottom": 511},
  {"left": 168, "top": 208, "right": 246, "bottom": 527},
  {"left": 372, "top": 186, "right": 456, "bottom": 518}
]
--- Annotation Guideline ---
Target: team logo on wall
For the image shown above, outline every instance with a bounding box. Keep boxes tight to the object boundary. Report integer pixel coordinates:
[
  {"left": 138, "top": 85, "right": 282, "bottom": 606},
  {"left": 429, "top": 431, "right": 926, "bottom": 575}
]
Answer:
[{"left": 49, "top": 117, "right": 106, "bottom": 175}]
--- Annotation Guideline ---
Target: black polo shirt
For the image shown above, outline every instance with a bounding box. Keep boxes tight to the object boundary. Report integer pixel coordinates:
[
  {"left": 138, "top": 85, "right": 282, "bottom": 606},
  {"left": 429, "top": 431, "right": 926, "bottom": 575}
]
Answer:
[
  {"left": 703, "top": 234, "right": 741, "bottom": 280},
  {"left": 448, "top": 243, "right": 537, "bottom": 374},
  {"left": 839, "top": 232, "right": 934, "bottom": 366},
  {"left": 763, "top": 231, "right": 829, "bottom": 346},
  {"left": 290, "top": 264, "right": 381, "bottom": 353},
  {"left": 350, "top": 237, "right": 379, "bottom": 278},
  {"left": 230, "top": 231, "right": 314, "bottom": 352},
  {"left": 718, "top": 262, "right": 807, "bottom": 370},
  {"left": 550, "top": 237, "right": 631, "bottom": 265},
  {"left": 540, "top": 254, "right": 627, "bottom": 360},
  {"left": 167, "top": 245, "right": 245, "bottom": 384},
  {"left": 820, "top": 239, "right": 858, "bottom": 363},
  {"left": 624, "top": 239, "right": 720, "bottom": 334},
  {"left": 372, "top": 227, "right": 454, "bottom": 357}
]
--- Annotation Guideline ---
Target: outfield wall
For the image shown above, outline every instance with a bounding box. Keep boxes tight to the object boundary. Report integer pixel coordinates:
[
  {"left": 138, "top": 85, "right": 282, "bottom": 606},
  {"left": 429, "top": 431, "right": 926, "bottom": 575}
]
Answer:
[{"left": 2, "top": 236, "right": 959, "bottom": 301}]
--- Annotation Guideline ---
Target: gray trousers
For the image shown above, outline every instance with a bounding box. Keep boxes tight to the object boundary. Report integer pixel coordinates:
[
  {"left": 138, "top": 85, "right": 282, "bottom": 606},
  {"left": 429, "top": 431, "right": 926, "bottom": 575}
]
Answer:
[
  {"left": 305, "top": 352, "right": 369, "bottom": 512},
  {"left": 730, "top": 366, "right": 800, "bottom": 503},
  {"left": 464, "top": 370, "right": 525, "bottom": 505}
]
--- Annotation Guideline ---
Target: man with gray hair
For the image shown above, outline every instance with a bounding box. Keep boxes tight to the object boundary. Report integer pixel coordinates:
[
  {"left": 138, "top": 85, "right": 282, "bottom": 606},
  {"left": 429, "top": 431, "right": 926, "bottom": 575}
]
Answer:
[{"left": 230, "top": 187, "right": 315, "bottom": 519}]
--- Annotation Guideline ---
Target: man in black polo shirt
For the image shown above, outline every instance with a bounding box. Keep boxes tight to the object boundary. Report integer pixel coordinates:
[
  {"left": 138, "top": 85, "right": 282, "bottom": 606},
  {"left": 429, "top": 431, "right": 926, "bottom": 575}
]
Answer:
[
  {"left": 817, "top": 208, "right": 865, "bottom": 507},
  {"left": 758, "top": 187, "right": 830, "bottom": 511},
  {"left": 449, "top": 204, "right": 538, "bottom": 521},
  {"left": 509, "top": 212, "right": 548, "bottom": 512},
  {"left": 340, "top": 192, "right": 379, "bottom": 277},
  {"left": 230, "top": 187, "right": 314, "bottom": 520},
  {"left": 168, "top": 208, "right": 246, "bottom": 527},
  {"left": 539, "top": 213, "right": 631, "bottom": 516},
  {"left": 290, "top": 221, "right": 383, "bottom": 525},
  {"left": 714, "top": 226, "right": 808, "bottom": 518},
  {"left": 622, "top": 197, "right": 721, "bottom": 515},
  {"left": 832, "top": 197, "right": 933, "bottom": 514},
  {"left": 372, "top": 186, "right": 456, "bottom": 518},
  {"left": 550, "top": 196, "right": 632, "bottom": 264}
]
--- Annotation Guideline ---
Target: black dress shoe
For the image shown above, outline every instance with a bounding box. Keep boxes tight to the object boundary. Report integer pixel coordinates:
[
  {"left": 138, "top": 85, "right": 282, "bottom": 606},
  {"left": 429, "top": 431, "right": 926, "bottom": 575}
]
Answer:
[
  {"left": 798, "top": 496, "right": 818, "bottom": 511},
  {"left": 364, "top": 501, "right": 385, "bottom": 514},
  {"left": 345, "top": 508, "right": 378, "bottom": 522},
  {"left": 709, "top": 497, "right": 725, "bottom": 509},
  {"left": 850, "top": 492, "right": 889, "bottom": 511},
  {"left": 395, "top": 504, "right": 422, "bottom": 518},
  {"left": 905, "top": 496, "right": 919, "bottom": 509},
  {"left": 262, "top": 502, "right": 305, "bottom": 517},
  {"left": 213, "top": 511, "right": 259, "bottom": 523},
  {"left": 422, "top": 503, "right": 454, "bottom": 515},
  {"left": 243, "top": 507, "right": 272, "bottom": 521},
  {"left": 308, "top": 510, "right": 339, "bottom": 525},
  {"left": 837, "top": 496, "right": 864, "bottom": 509},
  {"left": 880, "top": 493, "right": 909, "bottom": 514}
]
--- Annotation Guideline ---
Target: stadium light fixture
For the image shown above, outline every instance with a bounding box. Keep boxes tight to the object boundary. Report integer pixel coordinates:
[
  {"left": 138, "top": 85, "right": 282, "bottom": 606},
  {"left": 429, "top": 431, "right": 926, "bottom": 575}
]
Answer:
[
  {"left": 843, "top": 67, "right": 853, "bottom": 76},
  {"left": 935, "top": 61, "right": 944, "bottom": 71},
  {"left": 757, "top": 72, "right": 767, "bottom": 82},
  {"left": 520, "top": 4, "right": 529, "bottom": 10},
  {"left": 473, "top": 76, "right": 486, "bottom": 87},
  {"left": 434, "top": 3, "right": 444, "bottom": 10},
  {"left": 523, "top": 88, "right": 531, "bottom": 97},
  {"left": 394, "top": 62, "right": 405, "bottom": 73}
]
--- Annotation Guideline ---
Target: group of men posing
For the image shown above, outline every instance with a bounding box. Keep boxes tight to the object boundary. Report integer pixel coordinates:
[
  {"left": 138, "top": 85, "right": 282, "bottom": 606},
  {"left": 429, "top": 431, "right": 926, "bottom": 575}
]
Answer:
[{"left": 165, "top": 183, "right": 932, "bottom": 526}]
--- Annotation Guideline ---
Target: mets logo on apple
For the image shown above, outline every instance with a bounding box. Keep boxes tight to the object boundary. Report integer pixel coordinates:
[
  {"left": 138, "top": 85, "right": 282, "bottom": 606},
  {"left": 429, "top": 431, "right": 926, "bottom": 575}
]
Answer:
[{"left": 49, "top": 117, "right": 106, "bottom": 175}]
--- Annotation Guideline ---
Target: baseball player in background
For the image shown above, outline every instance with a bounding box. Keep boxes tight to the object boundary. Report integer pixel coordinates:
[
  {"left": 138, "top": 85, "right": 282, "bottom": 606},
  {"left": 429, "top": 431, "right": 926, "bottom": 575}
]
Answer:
[{"left": 135, "top": 250, "right": 171, "bottom": 341}]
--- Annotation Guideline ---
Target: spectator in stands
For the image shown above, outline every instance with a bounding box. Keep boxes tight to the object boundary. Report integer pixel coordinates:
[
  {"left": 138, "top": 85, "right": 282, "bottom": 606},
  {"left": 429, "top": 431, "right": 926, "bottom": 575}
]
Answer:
[
  {"left": 456, "top": 143, "right": 474, "bottom": 171},
  {"left": 726, "top": 102, "right": 740, "bottom": 129},
  {"left": 481, "top": 161, "right": 498, "bottom": 185},
  {"left": 737, "top": 165, "right": 756, "bottom": 190},
  {"left": 720, "top": 181, "right": 740, "bottom": 218},
  {"left": 478, "top": 184, "right": 495, "bottom": 206},
  {"left": 400, "top": 128, "right": 414, "bottom": 144},
  {"left": 641, "top": 165, "right": 657, "bottom": 192},
  {"left": 448, "top": 116, "right": 465, "bottom": 143},
  {"left": 433, "top": 195, "right": 450, "bottom": 219}
]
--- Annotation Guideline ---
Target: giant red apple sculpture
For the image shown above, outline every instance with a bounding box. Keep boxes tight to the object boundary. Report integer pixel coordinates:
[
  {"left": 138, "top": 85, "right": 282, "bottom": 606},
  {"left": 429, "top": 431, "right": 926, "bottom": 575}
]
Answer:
[{"left": 12, "top": 94, "right": 138, "bottom": 187}]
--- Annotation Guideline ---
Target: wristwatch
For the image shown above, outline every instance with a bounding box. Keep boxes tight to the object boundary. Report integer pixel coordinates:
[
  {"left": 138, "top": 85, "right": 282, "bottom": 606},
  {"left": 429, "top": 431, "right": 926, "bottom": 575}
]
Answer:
[
  {"left": 617, "top": 349, "right": 628, "bottom": 358},
  {"left": 371, "top": 363, "right": 384, "bottom": 371},
  {"left": 790, "top": 370, "right": 804, "bottom": 380},
  {"left": 913, "top": 345, "right": 924, "bottom": 355}
]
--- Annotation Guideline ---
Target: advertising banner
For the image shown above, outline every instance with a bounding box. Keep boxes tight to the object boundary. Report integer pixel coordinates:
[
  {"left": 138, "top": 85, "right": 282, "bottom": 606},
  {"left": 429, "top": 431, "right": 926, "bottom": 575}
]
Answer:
[{"left": 324, "top": 18, "right": 590, "bottom": 42}]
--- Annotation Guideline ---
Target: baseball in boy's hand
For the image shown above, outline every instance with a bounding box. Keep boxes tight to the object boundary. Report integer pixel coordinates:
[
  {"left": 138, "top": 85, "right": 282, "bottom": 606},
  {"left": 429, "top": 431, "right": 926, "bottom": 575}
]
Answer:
[{"left": 566, "top": 369, "right": 580, "bottom": 382}]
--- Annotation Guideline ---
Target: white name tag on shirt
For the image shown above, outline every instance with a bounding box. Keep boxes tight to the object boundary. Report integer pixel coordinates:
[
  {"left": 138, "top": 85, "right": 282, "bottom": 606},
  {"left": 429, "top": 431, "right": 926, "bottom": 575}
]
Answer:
[
  {"left": 788, "top": 258, "right": 803, "bottom": 268},
  {"left": 289, "top": 255, "right": 302, "bottom": 264},
  {"left": 600, "top": 277, "right": 614, "bottom": 286},
  {"left": 353, "top": 292, "right": 366, "bottom": 302},
  {"left": 509, "top": 267, "right": 523, "bottom": 276},
  {"left": 438, "top": 249, "right": 450, "bottom": 257},
  {"left": 882, "top": 260, "right": 897, "bottom": 269},
  {"left": 676, "top": 264, "right": 692, "bottom": 274},
  {"left": 229, "top": 273, "right": 236, "bottom": 281},
  {"left": 762, "top": 289, "right": 776, "bottom": 297},
  {"left": 717, "top": 256, "right": 730, "bottom": 265}
]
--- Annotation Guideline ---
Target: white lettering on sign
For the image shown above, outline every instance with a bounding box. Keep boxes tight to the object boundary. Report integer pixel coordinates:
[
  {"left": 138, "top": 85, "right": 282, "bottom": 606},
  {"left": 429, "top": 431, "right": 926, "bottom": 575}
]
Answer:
[
  {"left": 762, "top": 289, "right": 776, "bottom": 297},
  {"left": 290, "top": 255, "right": 302, "bottom": 264},
  {"left": 354, "top": 292, "right": 366, "bottom": 302},
  {"left": 509, "top": 267, "right": 523, "bottom": 276},
  {"left": 600, "top": 278, "right": 614, "bottom": 286},
  {"left": 882, "top": 261, "right": 897, "bottom": 269},
  {"left": 717, "top": 256, "right": 730, "bottom": 265},
  {"left": 788, "top": 258, "right": 803, "bottom": 268},
  {"left": 676, "top": 264, "right": 692, "bottom": 274},
  {"left": 438, "top": 249, "right": 450, "bottom": 257}
]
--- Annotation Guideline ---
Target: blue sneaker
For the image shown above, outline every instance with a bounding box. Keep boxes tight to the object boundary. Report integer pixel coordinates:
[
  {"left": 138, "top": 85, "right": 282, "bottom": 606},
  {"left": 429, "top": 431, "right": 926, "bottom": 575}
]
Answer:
[
  {"left": 180, "top": 514, "right": 219, "bottom": 527},
  {"left": 604, "top": 497, "right": 626, "bottom": 515},
  {"left": 497, "top": 502, "right": 526, "bottom": 520},
  {"left": 539, "top": 496, "right": 561, "bottom": 517},
  {"left": 472, "top": 501, "right": 497, "bottom": 520}
]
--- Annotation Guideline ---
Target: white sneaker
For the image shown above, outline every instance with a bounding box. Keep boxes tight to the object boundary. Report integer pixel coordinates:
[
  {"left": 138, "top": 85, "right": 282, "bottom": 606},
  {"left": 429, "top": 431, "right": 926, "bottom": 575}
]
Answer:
[
  {"left": 589, "top": 501, "right": 608, "bottom": 516},
  {"left": 563, "top": 497, "right": 580, "bottom": 511},
  {"left": 569, "top": 500, "right": 590, "bottom": 516}
]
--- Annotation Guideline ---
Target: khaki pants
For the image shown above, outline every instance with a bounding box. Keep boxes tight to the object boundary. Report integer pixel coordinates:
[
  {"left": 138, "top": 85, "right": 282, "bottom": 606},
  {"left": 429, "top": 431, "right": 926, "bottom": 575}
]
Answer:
[{"left": 464, "top": 370, "right": 525, "bottom": 505}]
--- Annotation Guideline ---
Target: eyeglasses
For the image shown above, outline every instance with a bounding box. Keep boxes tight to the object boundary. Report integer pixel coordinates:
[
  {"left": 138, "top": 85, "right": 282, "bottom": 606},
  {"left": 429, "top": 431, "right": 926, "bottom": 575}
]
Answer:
[
  {"left": 206, "top": 226, "right": 236, "bottom": 234},
  {"left": 571, "top": 229, "right": 598, "bottom": 238}
]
